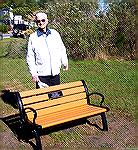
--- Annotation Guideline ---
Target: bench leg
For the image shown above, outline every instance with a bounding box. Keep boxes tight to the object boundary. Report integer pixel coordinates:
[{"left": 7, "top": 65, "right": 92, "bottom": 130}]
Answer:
[
  {"left": 86, "top": 112, "right": 108, "bottom": 131},
  {"left": 32, "top": 129, "right": 42, "bottom": 150},
  {"left": 101, "top": 112, "right": 108, "bottom": 131}
]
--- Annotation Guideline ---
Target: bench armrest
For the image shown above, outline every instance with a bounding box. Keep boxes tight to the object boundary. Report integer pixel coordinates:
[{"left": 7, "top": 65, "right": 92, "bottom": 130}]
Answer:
[
  {"left": 88, "top": 92, "right": 105, "bottom": 106},
  {"left": 24, "top": 107, "right": 37, "bottom": 124}
]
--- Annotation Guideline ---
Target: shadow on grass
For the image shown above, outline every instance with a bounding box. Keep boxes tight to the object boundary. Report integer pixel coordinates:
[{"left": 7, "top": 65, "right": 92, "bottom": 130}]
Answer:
[
  {"left": 1, "top": 90, "right": 18, "bottom": 108},
  {"left": 1, "top": 113, "right": 107, "bottom": 150},
  {"left": 0, "top": 90, "right": 39, "bottom": 150},
  {"left": 1, "top": 114, "right": 39, "bottom": 150},
  {"left": 0, "top": 90, "right": 109, "bottom": 149}
]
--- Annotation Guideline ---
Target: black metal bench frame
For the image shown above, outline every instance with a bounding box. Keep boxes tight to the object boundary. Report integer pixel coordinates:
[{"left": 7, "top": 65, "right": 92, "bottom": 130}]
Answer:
[{"left": 12, "top": 80, "right": 109, "bottom": 150}]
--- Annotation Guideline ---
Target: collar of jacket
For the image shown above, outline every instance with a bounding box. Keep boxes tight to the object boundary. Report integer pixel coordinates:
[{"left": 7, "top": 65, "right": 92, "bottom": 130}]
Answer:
[{"left": 37, "top": 28, "right": 51, "bottom": 37}]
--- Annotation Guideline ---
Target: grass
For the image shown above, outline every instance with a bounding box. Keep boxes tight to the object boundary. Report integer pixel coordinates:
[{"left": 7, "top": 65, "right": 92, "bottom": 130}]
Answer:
[
  {"left": 0, "top": 38, "right": 136, "bottom": 144},
  {"left": 62, "top": 59, "right": 136, "bottom": 117},
  {"left": 0, "top": 38, "right": 27, "bottom": 58},
  {"left": 0, "top": 57, "right": 136, "bottom": 117}
]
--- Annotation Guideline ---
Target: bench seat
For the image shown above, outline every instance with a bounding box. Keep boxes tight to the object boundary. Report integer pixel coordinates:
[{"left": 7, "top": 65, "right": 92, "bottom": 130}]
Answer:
[{"left": 30, "top": 104, "right": 107, "bottom": 128}]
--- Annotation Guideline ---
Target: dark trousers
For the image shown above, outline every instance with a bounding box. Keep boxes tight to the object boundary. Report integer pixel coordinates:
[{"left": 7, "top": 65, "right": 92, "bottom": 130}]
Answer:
[{"left": 36, "top": 74, "right": 60, "bottom": 88}]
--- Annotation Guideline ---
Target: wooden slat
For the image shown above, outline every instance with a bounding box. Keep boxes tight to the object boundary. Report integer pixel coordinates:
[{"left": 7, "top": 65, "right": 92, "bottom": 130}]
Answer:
[
  {"left": 41, "top": 107, "right": 107, "bottom": 128},
  {"left": 62, "top": 86, "right": 85, "bottom": 96},
  {"left": 27, "top": 105, "right": 107, "bottom": 128},
  {"left": 42, "top": 108, "right": 106, "bottom": 128},
  {"left": 20, "top": 81, "right": 83, "bottom": 98},
  {"left": 24, "top": 92, "right": 86, "bottom": 111},
  {"left": 22, "top": 93, "right": 49, "bottom": 105},
  {"left": 28, "top": 105, "right": 105, "bottom": 121},
  {"left": 26, "top": 99, "right": 87, "bottom": 120},
  {"left": 29, "top": 105, "right": 96, "bottom": 121},
  {"left": 22, "top": 86, "right": 85, "bottom": 105}
]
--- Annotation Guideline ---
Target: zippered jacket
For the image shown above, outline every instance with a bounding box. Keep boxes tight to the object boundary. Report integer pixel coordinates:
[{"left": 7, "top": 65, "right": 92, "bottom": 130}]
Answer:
[{"left": 26, "top": 28, "right": 68, "bottom": 76}]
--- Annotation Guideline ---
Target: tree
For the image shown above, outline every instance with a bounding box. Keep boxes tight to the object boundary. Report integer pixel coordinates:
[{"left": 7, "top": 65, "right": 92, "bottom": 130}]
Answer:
[
  {"left": 1, "top": 0, "right": 38, "bottom": 19},
  {"left": 1, "top": 0, "right": 136, "bottom": 60},
  {"left": 106, "top": 1, "right": 136, "bottom": 59}
]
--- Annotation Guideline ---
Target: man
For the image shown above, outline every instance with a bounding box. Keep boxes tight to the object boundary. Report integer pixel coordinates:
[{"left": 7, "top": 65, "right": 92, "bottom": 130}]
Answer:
[{"left": 26, "top": 12, "right": 68, "bottom": 88}]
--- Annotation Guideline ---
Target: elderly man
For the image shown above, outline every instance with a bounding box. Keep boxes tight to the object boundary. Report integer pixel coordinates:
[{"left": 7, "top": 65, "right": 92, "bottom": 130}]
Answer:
[{"left": 26, "top": 12, "right": 68, "bottom": 88}]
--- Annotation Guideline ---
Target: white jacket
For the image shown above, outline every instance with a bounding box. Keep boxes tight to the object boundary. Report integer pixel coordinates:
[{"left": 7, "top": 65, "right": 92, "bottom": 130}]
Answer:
[{"left": 26, "top": 29, "right": 68, "bottom": 76}]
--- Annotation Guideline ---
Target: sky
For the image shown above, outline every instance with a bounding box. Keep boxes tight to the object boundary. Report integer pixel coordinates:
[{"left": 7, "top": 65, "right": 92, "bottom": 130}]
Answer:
[
  {"left": 98, "top": 0, "right": 109, "bottom": 13},
  {"left": 99, "top": 0, "right": 106, "bottom": 11}
]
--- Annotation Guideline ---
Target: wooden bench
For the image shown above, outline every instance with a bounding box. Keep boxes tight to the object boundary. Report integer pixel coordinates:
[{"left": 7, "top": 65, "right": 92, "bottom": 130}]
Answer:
[{"left": 14, "top": 80, "right": 109, "bottom": 150}]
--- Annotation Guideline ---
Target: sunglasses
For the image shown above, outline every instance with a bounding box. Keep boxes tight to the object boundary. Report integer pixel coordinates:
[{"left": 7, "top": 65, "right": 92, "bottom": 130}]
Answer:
[{"left": 36, "top": 19, "right": 45, "bottom": 23}]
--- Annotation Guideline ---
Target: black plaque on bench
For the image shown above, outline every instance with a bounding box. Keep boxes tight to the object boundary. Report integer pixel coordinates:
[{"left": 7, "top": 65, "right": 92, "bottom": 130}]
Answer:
[{"left": 48, "top": 91, "right": 63, "bottom": 99}]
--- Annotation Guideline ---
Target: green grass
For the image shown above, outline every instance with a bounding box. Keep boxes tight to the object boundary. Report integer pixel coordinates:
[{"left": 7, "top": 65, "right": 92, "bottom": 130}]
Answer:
[
  {"left": 0, "top": 57, "right": 34, "bottom": 90},
  {"left": 0, "top": 39, "right": 136, "bottom": 145},
  {"left": 0, "top": 39, "right": 11, "bottom": 57},
  {"left": 0, "top": 38, "right": 27, "bottom": 58},
  {"left": 0, "top": 57, "right": 136, "bottom": 117},
  {"left": 62, "top": 59, "right": 135, "bottom": 116}
]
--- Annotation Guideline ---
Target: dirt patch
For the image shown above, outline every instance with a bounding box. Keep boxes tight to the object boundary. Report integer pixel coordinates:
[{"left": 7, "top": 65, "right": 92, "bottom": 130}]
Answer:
[{"left": 0, "top": 111, "right": 137, "bottom": 150}]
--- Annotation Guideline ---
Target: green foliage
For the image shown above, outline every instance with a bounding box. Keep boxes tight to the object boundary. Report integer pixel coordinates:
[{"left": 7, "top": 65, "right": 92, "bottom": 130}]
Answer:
[
  {"left": 13, "top": 6, "right": 33, "bottom": 18},
  {"left": 0, "top": 24, "right": 8, "bottom": 33},
  {"left": 1, "top": 0, "right": 38, "bottom": 19},
  {"left": 2, "top": 0, "right": 37, "bottom": 7},
  {"left": 43, "top": 1, "right": 136, "bottom": 60},
  {"left": 45, "top": 2, "right": 100, "bottom": 59},
  {"left": 0, "top": 0, "right": 136, "bottom": 60},
  {"left": 0, "top": 38, "right": 27, "bottom": 58},
  {"left": 107, "top": 1, "right": 136, "bottom": 58}
]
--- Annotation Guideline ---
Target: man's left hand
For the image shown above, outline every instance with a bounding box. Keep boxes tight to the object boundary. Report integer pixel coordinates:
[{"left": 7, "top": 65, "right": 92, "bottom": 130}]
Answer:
[{"left": 63, "top": 65, "right": 68, "bottom": 71}]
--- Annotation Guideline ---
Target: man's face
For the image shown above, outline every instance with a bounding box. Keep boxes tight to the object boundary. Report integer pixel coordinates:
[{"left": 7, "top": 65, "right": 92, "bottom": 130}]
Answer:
[{"left": 36, "top": 15, "right": 48, "bottom": 30}]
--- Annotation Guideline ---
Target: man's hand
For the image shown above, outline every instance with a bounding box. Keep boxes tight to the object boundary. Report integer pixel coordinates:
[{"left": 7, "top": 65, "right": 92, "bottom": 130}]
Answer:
[
  {"left": 63, "top": 64, "right": 68, "bottom": 71},
  {"left": 32, "top": 75, "right": 39, "bottom": 82}
]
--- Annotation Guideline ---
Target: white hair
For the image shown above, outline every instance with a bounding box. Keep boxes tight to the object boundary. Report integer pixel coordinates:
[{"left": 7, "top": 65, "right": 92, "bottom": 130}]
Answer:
[{"left": 35, "top": 12, "right": 47, "bottom": 19}]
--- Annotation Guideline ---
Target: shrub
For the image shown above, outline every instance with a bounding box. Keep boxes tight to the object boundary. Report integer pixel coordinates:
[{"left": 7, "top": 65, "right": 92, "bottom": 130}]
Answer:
[
  {"left": 0, "top": 24, "right": 8, "bottom": 33},
  {"left": 47, "top": 2, "right": 100, "bottom": 59},
  {"left": 0, "top": 38, "right": 27, "bottom": 58},
  {"left": 43, "top": 1, "right": 136, "bottom": 60}
]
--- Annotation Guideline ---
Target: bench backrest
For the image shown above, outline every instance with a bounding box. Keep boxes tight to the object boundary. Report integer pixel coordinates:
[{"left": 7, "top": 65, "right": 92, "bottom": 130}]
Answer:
[{"left": 18, "top": 80, "right": 89, "bottom": 121}]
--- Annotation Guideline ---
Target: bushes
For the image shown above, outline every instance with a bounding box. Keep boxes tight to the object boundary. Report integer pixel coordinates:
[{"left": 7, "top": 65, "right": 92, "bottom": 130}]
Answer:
[
  {"left": 1, "top": 0, "right": 136, "bottom": 60},
  {"left": 106, "top": 2, "right": 136, "bottom": 59},
  {"left": 47, "top": 2, "right": 100, "bottom": 59},
  {"left": 0, "top": 38, "right": 27, "bottom": 58},
  {"left": 0, "top": 24, "right": 9, "bottom": 33},
  {"left": 44, "top": 1, "right": 136, "bottom": 60}
]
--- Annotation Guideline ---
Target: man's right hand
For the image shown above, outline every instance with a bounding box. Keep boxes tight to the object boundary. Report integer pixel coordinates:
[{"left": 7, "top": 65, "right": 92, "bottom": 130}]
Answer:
[{"left": 32, "top": 75, "right": 39, "bottom": 82}]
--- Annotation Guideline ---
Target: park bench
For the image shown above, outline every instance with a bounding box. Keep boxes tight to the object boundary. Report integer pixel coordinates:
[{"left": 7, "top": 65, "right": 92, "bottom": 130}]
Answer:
[{"left": 13, "top": 80, "right": 109, "bottom": 150}]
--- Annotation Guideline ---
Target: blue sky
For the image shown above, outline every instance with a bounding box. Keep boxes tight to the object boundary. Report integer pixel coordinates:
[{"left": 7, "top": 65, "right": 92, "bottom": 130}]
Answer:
[
  {"left": 98, "top": 0, "right": 109, "bottom": 13},
  {"left": 99, "top": 0, "right": 106, "bottom": 11}
]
